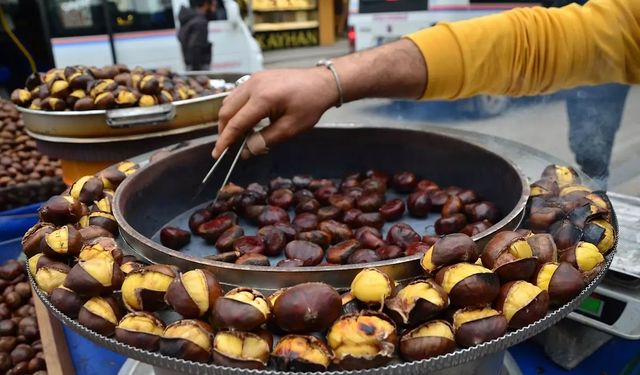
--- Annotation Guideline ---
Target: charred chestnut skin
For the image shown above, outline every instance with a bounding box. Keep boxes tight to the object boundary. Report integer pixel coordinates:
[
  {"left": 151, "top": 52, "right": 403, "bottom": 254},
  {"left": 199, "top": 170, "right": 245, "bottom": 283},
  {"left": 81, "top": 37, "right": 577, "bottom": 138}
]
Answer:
[
  {"left": 160, "top": 227, "right": 190, "bottom": 250},
  {"left": 407, "top": 191, "right": 431, "bottom": 218},
  {"left": 273, "top": 282, "right": 341, "bottom": 333},
  {"left": 399, "top": 320, "right": 456, "bottom": 361},
  {"left": 284, "top": 240, "right": 324, "bottom": 266}
]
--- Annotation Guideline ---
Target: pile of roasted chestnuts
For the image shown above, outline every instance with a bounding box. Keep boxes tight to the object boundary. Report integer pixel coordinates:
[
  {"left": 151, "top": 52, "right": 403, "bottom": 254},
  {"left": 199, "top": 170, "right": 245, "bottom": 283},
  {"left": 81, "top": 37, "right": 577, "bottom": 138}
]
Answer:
[
  {"left": 10, "top": 65, "right": 230, "bottom": 112},
  {"left": 0, "top": 259, "right": 47, "bottom": 375},
  {"left": 20, "top": 163, "right": 616, "bottom": 371},
  {"left": 0, "top": 98, "right": 64, "bottom": 210},
  {"left": 161, "top": 170, "right": 502, "bottom": 266}
]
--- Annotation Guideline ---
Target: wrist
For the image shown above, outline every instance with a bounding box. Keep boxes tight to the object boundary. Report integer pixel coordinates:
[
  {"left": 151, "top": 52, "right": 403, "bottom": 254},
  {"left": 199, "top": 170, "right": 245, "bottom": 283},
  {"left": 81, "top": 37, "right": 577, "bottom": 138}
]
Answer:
[{"left": 315, "top": 60, "right": 344, "bottom": 109}]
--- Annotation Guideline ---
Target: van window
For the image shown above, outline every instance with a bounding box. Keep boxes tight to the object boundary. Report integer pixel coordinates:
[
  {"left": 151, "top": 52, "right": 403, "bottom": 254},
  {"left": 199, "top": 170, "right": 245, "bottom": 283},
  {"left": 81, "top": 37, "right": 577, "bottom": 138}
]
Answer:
[
  {"left": 47, "top": 0, "right": 107, "bottom": 38},
  {"left": 109, "top": 0, "right": 175, "bottom": 33}
]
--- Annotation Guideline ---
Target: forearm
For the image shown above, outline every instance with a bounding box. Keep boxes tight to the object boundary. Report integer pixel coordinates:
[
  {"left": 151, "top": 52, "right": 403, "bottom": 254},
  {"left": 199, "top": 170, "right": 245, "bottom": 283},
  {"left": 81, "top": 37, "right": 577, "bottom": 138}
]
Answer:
[{"left": 330, "top": 39, "right": 428, "bottom": 102}]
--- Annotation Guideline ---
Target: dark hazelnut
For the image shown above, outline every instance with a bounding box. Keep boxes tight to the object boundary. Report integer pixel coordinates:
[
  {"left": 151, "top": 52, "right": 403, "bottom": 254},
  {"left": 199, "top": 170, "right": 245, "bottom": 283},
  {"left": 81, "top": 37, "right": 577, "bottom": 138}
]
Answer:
[
  {"left": 284, "top": 240, "right": 324, "bottom": 266},
  {"left": 392, "top": 171, "right": 417, "bottom": 193},
  {"left": 121, "top": 264, "right": 177, "bottom": 311},
  {"left": 256, "top": 226, "right": 286, "bottom": 256},
  {"left": 296, "top": 230, "right": 332, "bottom": 249},
  {"left": 215, "top": 225, "right": 244, "bottom": 252},
  {"left": 387, "top": 223, "right": 421, "bottom": 249},
  {"left": 407, "top": 191, "right": 431, "bottom": 218},
  {"left": 435, "top": 263, "right": 500, "bottom": 307},
  {"left": 317, "top": 206, "right": 342, "bottom": 222},
  {"left": 165, "top": 269, "right": 223, "bottom": 318},
  {"left": 160, "top": 227, "right": 191, "bottom": 250},
  {"left": 421, "top": 233, "right": 479, "bottom": 273},
  {"left": 78, "top": 296, "right": 123, "bottom": 336},
  {"left": 452, "top": 307, "right": 507, "bottom": 347},
  {"left": 272, "top": 335, "right": 333, "bottom": 371},
  {"left": 115, "top": 312, "right": 164, "bottom": 350},
  {"left": 495, "top": 280, "right": 549, "bottom": 329},
  {"left": 379, "top": 198, "right": 405, "bottom": 221},
  {"left": 160, "top": 320, "right": 213, "bottom": 362},
  {"left": 292, "top": 213, "right": 318, "bottom": 232},
  {"left": 50, "top": 286, "right": 85, "bottom": 318},
  {"left": 327, "top": 239, "right": 361, "bottom": 264},
  {"left": 211, "top": 288, "right": 271, "bottom": 331},
  {"left": 386, "top": 279, "right": 448, "bottom": 326},
  {"left": 399, "top": 320, "right": 456, "bottom": 361},
  {"left": 434, "top": 213, "right": 467, "bottom": 235},
  {"left": 327, "top": 311, "right": 397, "bottom": 370}
]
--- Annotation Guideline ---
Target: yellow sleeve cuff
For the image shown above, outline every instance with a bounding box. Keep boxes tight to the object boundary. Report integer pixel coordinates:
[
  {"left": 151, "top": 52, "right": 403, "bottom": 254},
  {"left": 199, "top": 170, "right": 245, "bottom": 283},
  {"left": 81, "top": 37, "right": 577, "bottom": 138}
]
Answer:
[{"left": 405, "top": 24, "right": 465, "bottom": 100}]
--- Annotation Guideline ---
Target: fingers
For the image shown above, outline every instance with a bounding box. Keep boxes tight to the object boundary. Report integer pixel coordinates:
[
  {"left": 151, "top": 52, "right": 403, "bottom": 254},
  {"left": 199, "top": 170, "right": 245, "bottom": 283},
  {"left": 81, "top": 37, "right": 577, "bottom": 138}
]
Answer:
[
  {"left": 259, "top": 114, "right": 300, "bottom": 149},
  {"left": 213, "top": 96, "right": 268, "bottom": 158},
  {"left": 217, "top": 85, "right": 250, "bottom": 137}
]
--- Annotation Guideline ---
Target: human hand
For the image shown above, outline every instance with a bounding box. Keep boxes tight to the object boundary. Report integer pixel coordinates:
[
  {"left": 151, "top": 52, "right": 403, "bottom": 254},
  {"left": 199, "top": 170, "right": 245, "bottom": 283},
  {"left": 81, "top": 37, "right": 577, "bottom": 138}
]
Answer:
[{"left": 213, "top": 68, "right": 339, "bottom": 159}]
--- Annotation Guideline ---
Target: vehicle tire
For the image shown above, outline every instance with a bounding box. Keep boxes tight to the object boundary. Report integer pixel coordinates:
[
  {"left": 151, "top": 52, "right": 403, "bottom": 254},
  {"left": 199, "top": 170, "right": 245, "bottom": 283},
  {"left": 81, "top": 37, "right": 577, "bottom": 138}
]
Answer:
[{"left": 472, "top": 95, "right": 510, "bottom": 118}]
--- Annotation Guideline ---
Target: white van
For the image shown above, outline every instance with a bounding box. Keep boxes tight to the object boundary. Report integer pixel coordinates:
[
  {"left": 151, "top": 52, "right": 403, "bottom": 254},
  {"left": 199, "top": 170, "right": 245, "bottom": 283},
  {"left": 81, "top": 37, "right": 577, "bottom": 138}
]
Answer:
[
  {"left": 348, "top": 0, "right": 539, "bottom": 117},
  {"left": 47, "top": 0, "right": 263, "bottom": 73}
]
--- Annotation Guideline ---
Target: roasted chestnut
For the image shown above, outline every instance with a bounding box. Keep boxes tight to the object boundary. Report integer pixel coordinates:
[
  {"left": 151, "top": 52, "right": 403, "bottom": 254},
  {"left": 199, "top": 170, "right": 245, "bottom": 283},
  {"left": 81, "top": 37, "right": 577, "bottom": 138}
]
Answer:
[
  {"left": 273, "top": 282, "right": 341, "bottom": 333},
  {"left": 582, "top": 219, "right": 615, "bottom": 255},
  {"left": 292, "top": 175, "right": 312, "bottom": 189},
  {"left": 233, "top": 236, "right": 265, "bottom": 255},
  {"left": 428, "top": 190, "right": 449, "bottom": 212},
  {"left": 526, "top": 233, "right": 558, "bottom": 264},
  {"left": 379, "top": 199, "right": 405, "bottom": 221},
  {"left": 215, "top": 225, "right": 245, "bottom": 252},
  {"left": 495, "top": 280, "right": 549, "bottom": 329},
  {"left": 236, "top": 253, "right": 270, "bottom": 266},
  {"left": 404, "top": 191, "right": 431, "bottom": 219},
  {"left": 39, "top": 195, "right": 83, "bottom": 225},
  {"left": 549, "top": 219, "right": 582, "bottom": 250},
  {"left": 464, "top": 201, "right": 499, "bottom": 223},
  {"left": 327, "top": 311, "right": 397, "bottom": 370},
  {"left": 392, "top": 171, "right": 417, "bottom": 193},
  {"left": 165, "top": 269, "right": 223, "bottom": 318},
  {"left": 86, "top": 211, "right": 118, "bottom": 234},
  {"left": 329, "top": 194, "right": 355, "bottom": 211},
  {"left": 160, "top": 319, "right": 213, "bottom": 362},
  {"left": 535, "top": 262, "right": 585, "bottom": 305},
  {"left": 97, "top": 161, "right": 138, "bottom": 190},
  {"left": 64, "top": 258, "right": 124, "bottom": 296},
  {"left": 78, "top": 296, "right": 123, "bottom": 336},
  {"left": 348, "top": 249, "right": 381, "bottom": 264},
  {"left": 541, "top": 164, "right": 580, "bottom": 188},
  {"left": 355, "top": 226, "right": 385, "bottom": 249},
  {"left": 399, "top": 320, "right": 456, "bottom": 361},
  {"left": 272, "top": 334, "right": 333, "bottom": 372},
  {"left": 452, "top": 307, "right": 507, "bottom": 347},
  {"left": 292, "top": 213, "right": 319, "bottom": 232},
  {"left": 188, "top": 209, "right": 212, "bottom": 235},
  {"left": 376, "top": 244, "right": 404, "bottom": 260},
  {"left": 274, "top": 223, "right": 297, "bottom": 241},
  {"left": 355, "top": 212, "right": 384, "bottom": 230},
  {"left": 314, "top": 185, "right": 338, "bottom": 205},
  {"left": 442, "top": 195, "right": 464, "bottom": 217},
  {"left": 351, "top": 268, "right": 394, "bottom": 306},
  {"left": 160, "top": 227, "right": 190, "bottom": 250},
  {"left": 420, "top": 234, "right": 479, "bottom": 274},
  {"left": 284, "top": 240, "right": 324, "bottom": 266},
  {"left": 357, "top": 193, "right": 385, "bottom": 212},
  {"left": 121, "top": 264, "right": 177, "bottom": 311},
  {"left": 212, "top": 330, "right": 270, "bottom": 369},
  {"left": 34, "top": 262, "right": 70, "bottom": 295},
  {"left": 319, "top": 220, "right": 353, "bottom": 244},
  {"left": 416, "top": 179, "right": 439, "bottom": 193},
  {"left": 276, "top": 259, "right": 305, "bottom": 268},
  {"left": 343, "top": 208, "right": 363, "bottom": 228},
  {"left": 198, "top": 215, "right": 234, "bottom": 243},
  {"left": 434, "top": 213, "right": 467, "bottom": 235},
  {"left": 69, "top": 175, "right": 104, "bottom": 204},
  {"left": 405, "top": 242, "right": 429, "bottom": 256},
  {"left": 270, "top": 177, "right": 294, "bottom": 191},
  {"left": 256, "top": 226, "right": 286, "bottom": 256},
  {"left": 115, "top": 312, "right": 164, "bottom": 350},
  {"left": 21, "top": 223, "right": 54, "bottom": 258},
  {"left": 460, "top": 220, "right": 492, "bottom": 236},
  {"left": 78, "top": 237, "right": 123, "bottom": 263},
  {"left": 559, "top": 241, "right": 605, "bottom": 282},
  {"left": 257, "top": 205, "right": 290, "bottom": 227},
  {"left": 269, "top": 188, "right": 295, "bottom": 209},
  {"left": 296, "top": 198, "right": 320, "bottom": 214},
  {"left": 317, "top": 206, "right": 342, "bottom": 222},
  {"left": 296, "top": 230, "right": 332, "bottom": 249},
  {"left": 387, "top": 223, "right": 420, "bottom": 249},
  {"left": 50, "top": 286, "right": 85, "bottom": 318},
  {"left": 385, "top": 279, "right": 448, "bottom": 326},
  {"left": 327, "top": 239, "right": 361, "bottom": 264},
  {"left": 211, "top": 288, "right": 271, "bottom": 331},
  {"left": 481, "top": 231, "right": 538, "bottom": 282},
  {"left": 530, "top": 178, "right": 560, "bottom": 198},
  {"left": 434, "top": 263, "right": 499, "bottom": 307}
]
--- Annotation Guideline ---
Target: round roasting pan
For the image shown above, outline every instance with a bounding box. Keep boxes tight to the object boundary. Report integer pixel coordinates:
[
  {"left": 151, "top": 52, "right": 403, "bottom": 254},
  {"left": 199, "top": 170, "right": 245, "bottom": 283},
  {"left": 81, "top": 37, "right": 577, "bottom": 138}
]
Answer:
[{"left": 113, "top": 124, "right": 530, "bottom": 291}]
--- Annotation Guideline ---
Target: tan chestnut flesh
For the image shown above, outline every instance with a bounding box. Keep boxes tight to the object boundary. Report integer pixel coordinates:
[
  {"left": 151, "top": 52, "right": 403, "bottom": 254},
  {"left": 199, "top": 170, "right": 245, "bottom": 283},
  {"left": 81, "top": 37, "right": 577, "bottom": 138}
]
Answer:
[
  {"left": 115, "top": 312, "right": 164, "bottom": 350},
  {"left": 78, "top": 296, "right": 122, "bottom": 336},
  {"left": 121, "top": 264, "right": 177, "bottom": 311},
  {"left": 385, "top": 279, "right": 449, "bottom": 326},
  {"left": 272, "top": 334, "right": 333, "bottom": 372},
  {"left": 212, "top": 330, "right": 269, "bottom": 369},
  {"left": 495, "top": 281, "right": 550, "bottom": 329},
  {"left": 284, "top": 240, "right": 324, "bottom": 266},
  {"left": 160, "top": 227, "right": 190, "bottom": 250},
  {"left": 165, "top": 269, "right": 223, "bottom": 318},
  {"left": 41, "top": 225, "right": 82, "bottom": 258},
  {"left": 160, "top": 320, "right": 213, "bottom": 362},
  {"left": 273, "top": 282, "right": 341, "bottom": 333}
]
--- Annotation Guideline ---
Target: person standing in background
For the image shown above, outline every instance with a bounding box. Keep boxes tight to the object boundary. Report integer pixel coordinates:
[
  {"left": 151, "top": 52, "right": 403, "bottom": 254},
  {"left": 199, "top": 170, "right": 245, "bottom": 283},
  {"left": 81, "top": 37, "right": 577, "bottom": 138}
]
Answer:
[
  {"left": 543, "top": 0, "right": 630, "bottom": 190},
  {"left": 177, "top": 0, "right": 217, "bottom": 71}
]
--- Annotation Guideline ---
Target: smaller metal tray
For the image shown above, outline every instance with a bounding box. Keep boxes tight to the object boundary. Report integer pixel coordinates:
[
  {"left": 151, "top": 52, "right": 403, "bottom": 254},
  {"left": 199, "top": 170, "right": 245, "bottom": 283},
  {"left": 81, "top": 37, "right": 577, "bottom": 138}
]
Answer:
[{"left": 18, "top": 93, "right": 228, "bottom": 139}]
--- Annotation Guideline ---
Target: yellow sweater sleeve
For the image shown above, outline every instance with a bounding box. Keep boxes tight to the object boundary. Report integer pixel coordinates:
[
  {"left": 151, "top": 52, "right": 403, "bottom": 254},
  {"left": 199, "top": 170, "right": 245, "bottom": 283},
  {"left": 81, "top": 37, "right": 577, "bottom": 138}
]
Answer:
[{"left": 406, "top": 0, "right": 640, "bottom": 99}]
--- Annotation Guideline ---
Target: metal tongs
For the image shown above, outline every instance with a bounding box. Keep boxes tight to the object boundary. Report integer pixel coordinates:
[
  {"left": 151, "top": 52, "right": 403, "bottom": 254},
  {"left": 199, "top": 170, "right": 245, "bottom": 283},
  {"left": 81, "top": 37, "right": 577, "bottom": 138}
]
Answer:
[{"left": 194, "top": 134, "right": 249, "bottom": 202}]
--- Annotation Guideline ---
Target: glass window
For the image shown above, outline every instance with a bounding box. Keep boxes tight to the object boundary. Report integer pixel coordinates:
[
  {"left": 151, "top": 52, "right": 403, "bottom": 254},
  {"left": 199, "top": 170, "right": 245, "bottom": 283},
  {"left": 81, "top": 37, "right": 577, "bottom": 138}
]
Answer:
[
  {"left": 47, "top": 0, "right": 106, "bottom": 38},
  {"left": 108, "top": 0, "right": 175, "bottom": 33}
]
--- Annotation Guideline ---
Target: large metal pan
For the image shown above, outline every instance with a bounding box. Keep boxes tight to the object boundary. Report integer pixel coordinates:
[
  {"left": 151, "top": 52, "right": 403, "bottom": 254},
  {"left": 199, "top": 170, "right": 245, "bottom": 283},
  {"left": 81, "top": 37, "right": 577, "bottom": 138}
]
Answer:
[
  {"left": 113, "top": 124, "right": 530, "bottom": 291},
  {"left": 17, "top": 93, "right": 228, "bottom": 138}
]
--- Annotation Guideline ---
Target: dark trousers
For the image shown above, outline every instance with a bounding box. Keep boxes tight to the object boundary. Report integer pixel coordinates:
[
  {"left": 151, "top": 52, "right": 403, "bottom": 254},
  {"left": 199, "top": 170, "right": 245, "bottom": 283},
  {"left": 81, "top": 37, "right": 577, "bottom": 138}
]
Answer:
[{"left": 567, "top": 83, "right": 629, "bottom": 189}]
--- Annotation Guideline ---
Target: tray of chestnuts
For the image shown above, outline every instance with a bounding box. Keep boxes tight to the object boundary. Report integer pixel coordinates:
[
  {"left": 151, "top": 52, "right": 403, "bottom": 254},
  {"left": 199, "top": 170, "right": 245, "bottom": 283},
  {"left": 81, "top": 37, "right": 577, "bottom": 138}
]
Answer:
[
  {"left": 22, "top": 124, "right": 618, "bottom": 374},
  {"left": 11, "top": 65, "right": 237, "bottom": 139}
]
